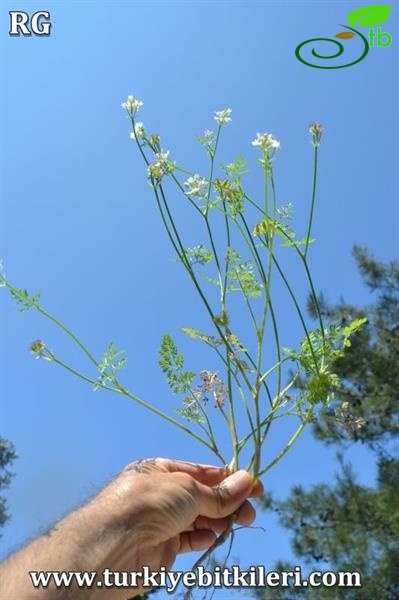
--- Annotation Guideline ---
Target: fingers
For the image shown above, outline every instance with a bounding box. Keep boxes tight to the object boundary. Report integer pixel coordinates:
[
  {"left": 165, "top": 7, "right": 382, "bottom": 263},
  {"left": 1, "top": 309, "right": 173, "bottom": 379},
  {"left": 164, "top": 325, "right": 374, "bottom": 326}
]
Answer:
[
  {"left": 159, "top": 459, "right": 229, "bottom": 486},
  {"left": 195, "top": 470, "right": 256, "bottom": 519},
  {"left": 124, "top": 457, "right": 228, "bottom": 486},
  {"left": 179, "top": 499, "right": 257, "bottom": 554},
  {"left": 153, "top": 459, "right": 264, "bottom": 496},
  {"left": 193, "top": 499, "right": 256, "bottom": 533},
  {"left": 248, "top": 478, "right": 264, "bottom": 497},
  {"left": 179, "top": 529, "right": 217, "bottom": 553},
  {"left": 123, "top": 458, "right": 264, "bottom": 496}
]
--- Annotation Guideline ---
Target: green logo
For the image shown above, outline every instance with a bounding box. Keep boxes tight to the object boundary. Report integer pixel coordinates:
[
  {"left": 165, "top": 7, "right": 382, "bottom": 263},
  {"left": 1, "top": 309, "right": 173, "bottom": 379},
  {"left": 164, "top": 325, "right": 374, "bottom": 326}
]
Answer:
[{"left": 295, "top": 5, "right": 393, "bottom": 69}]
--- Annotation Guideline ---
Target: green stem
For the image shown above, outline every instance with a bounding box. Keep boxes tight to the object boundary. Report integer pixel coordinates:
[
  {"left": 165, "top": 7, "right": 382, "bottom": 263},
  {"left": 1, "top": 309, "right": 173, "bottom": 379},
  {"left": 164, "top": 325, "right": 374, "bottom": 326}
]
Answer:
[
  {"left": 274, "top": 222, "right": 326, "bottom": 353},
  {"left": 113, "top": 380, "right": 223, "bottom": 459},
  {"left": 271, "top": 253, "right": 320, "bottom": 373},
  {"left": 48, "top": 353, "right": 220, "bottom": 458},
  {"left": 238, "top": 215, "right": 281, "bottom": 406},
  {"left": 152, "top": 182, "right": 261, "bottom": 402},
  {"left": 4, "top": 282, "right": 99, "bottom": 368},
  {"left": 304, "top": 146, "right": 318, "bottom": 259},
  {"left": 258, "top": 407, "right": 313, "bottom": 477}
]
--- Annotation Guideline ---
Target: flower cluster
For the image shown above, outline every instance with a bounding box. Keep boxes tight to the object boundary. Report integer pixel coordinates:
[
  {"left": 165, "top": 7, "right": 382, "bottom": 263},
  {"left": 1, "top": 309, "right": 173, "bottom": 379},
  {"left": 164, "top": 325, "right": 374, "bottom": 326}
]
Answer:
[
  {"left": 30, "top": 339, "right": 46, "bottom": 359},
  {"left": 199, "top": 370, "right": 226, "bottom": 408},
  {"left": 252, "top": 132, "right": 281, "bottom": 151},
  {"left": 335, "top": 401, "right": 367, "bottom": 434},
  {"left": 130, "top": 122, "right": 145, "bottom": 140},
  {"left": 147, "top": 149, "right": 175, "bottom": 183},
  {"left": 121, "top": 95, "right": 143, "bottom": 115},
  {"left": 309, "top": 122, "right": 324, "bottom": 148},
  {"left": 184, "top": 174, "right": 208, "bottom": 198},
  {"left": 147, "top": 163, "right": 164, "bottom": 181},
  {"left": 182, "top": 370, "right": 227, "bottom": 415},
  {"left": 214, "top": 108, "right": 232, "bottom": 126}
]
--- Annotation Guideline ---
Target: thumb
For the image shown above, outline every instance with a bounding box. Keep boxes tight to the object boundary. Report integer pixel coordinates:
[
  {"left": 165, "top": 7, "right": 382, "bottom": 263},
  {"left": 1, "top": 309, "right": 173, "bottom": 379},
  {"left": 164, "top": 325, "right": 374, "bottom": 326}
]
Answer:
[{"left": 195, "top": 470, "right": 255, "bottom": 519}]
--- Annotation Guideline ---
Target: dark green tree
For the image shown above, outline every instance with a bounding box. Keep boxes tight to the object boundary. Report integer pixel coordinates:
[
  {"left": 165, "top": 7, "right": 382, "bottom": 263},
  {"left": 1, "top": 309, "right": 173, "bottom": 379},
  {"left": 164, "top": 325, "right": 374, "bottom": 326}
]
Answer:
[
  {"left": 256, "top": 247, "right": 399, "bottom": 599},
  {"left": 0, "top": 437, "right": 17, "bottom": 537}
]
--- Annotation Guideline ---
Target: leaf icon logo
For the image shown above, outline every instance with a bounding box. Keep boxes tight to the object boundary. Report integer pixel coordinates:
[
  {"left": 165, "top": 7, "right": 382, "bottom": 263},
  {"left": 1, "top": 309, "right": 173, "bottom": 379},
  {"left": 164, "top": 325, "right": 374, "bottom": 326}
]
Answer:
[
  {"left": 335, "top": 31, "right": 357, "bottom": 39},
  {"left": 347, "top": 5, "right": 393, "bottom": 28}
]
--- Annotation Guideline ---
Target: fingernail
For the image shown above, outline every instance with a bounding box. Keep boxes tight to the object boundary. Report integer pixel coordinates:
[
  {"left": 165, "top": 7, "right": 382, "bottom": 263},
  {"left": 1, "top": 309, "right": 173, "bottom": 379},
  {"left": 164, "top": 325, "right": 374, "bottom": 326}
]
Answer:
[{"left": 224, "top": 470, "right": 253, "bottom": 494}]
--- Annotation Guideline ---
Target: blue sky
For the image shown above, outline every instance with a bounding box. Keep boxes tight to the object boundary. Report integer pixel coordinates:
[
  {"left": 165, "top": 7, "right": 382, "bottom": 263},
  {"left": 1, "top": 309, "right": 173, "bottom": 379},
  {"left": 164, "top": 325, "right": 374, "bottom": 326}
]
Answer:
[{"left": 0, "top": 0, "right": 397, "bottom": 597}]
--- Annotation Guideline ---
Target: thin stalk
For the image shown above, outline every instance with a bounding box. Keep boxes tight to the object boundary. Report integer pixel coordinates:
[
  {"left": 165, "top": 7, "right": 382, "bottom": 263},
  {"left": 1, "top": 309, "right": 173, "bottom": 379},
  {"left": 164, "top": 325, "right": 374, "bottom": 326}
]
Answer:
[
  {"left": 204, "top": 126, "right": 221, "bottom": 219},
  {"left": 251, "top": 166, "right": 271, "bottom": 475},
  {"left": 132, "top": 129, "right": 268, "bottom": 406},
  {"left": 271, "top": 253, "right": 320, "bottom": 373},
  {"left": 170, "top": 172, "right": 204, "bottom": 217},
  {"left": 259, "top": 358, "right": 289, "bottom": 386},
  {"left": 274, "top": 222, "right": 326, "bottom": 350},
  {"left": 186, "top": 387, "right": 220, "bottom": 447},
  {"left": 153, "top": 181, "right": 262, "bottom": 401},
  {"left": 304, "top": 146, "right": 318, "bottom": 259},
  {"left": 257, "top": 407, "right": 313, "bottom": 477},
  {"left": 244, "top": 193, "right": 264, "bottom": 214},
  {"left": 204, "top": 215, "right": 223, "bottom": 297},
  {"left": 114, "top": 380, "right": 226, "bottom": 461},
  {"left": 47, "top": 352, "right": 221, "bottom": 458},
  {"left": 256, "top": 375, "right": 298, "bottom": 456},
  {"left": 5, "top": 282, "right": 99, "bottom": 368},
  {"left": 49, "top": 356, "right": 101, "bottom": 387},
  {"left": 238, "top": 215, "right": 281, "bottom": 405}
]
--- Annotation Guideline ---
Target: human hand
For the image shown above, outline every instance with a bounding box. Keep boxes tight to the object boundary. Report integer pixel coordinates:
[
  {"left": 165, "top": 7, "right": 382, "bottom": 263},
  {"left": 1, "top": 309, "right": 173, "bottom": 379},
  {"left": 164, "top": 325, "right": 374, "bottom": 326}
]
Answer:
[
  {"left": 0, "top": 457, "right": 263, "bottom": 600},
  {"left": 95, "top": 458, "right": 263, "bottom": 597}
]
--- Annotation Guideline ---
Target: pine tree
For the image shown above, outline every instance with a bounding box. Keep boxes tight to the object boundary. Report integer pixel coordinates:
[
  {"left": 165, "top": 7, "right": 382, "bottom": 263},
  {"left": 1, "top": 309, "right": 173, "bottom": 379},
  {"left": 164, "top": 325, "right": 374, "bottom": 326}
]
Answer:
[
  {"left": 256, "top": 247, "right": 399, "bottom": 599},
  {"left": 0, "top": 437, "right": 17, "bottom": 537}
]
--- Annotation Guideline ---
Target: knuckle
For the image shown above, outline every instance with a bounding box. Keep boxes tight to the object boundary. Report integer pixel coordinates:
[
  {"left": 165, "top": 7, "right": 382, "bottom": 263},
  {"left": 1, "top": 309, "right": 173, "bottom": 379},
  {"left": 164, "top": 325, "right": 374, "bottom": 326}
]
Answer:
[
  {"left": 122, "top": 457, "right": 164, "bottom": 474},
  {"left": 213, "top": 483, "right": 229, "bottom": 516},
  {"left": 174, "top": 471, "right": 196, "bottom": 490}
]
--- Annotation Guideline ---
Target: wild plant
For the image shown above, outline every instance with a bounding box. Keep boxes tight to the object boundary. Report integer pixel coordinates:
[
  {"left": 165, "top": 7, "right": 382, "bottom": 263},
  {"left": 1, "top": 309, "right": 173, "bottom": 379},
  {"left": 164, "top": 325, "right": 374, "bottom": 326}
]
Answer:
[{"left": 0, "top": 96, "right": 366, "bottom": 571}]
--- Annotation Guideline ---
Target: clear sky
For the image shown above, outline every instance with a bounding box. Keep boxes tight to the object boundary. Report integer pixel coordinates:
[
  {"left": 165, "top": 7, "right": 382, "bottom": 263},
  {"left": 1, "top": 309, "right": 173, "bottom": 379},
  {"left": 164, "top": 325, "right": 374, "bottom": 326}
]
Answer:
[{"left": 0, "top": 1, "right": 397, "bottom": 598}]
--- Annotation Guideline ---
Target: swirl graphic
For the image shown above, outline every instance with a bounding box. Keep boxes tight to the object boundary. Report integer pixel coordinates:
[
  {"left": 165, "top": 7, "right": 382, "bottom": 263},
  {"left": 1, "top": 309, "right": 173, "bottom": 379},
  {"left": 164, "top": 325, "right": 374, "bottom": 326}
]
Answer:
[{"left": 295, "top": 25, "right": 369, "bottom": 69}]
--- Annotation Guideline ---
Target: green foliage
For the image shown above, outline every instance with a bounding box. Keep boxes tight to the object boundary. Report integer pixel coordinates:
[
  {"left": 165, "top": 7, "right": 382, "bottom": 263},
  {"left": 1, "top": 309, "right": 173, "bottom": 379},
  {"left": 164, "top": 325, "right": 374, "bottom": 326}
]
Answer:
[
  {"left": 214, "top": 179, "right": 244, "bottom": 215},
  {"left": 283, "top": 318, "right": 367, "bottom": 406},
  {"left": 291, "top": 318, "right": 367, "bottom": 373},
  {"left": 181, "top": 327, "right": 212, "bottom": 344},
  {"left": 252, "top": 217, "right": 277, "bottom": 238},
  {"left": 175, "top": 406, "right": 205, "bottom": 424},
  {"left": 0, "top": 437, "right": 17, "bottom": 537},
  {"left": 158, "top": 334, "right": 195, "bottom": 394},
  {"left": 181, "top": 328, "right": 246, "bottom": 358},
  {"left": 257, "top": 249, "right": 399, "bottom": 599},
  {"left": 185, "top": 245, "right": 213, "bottom": 266},
  {"left": 280, "top": 236, "right": 315, "bottom": 249},
  {"left": 309, "top": 247, "right": 399, "bottom": 445},
  {"left": 221, "top": 155, "right": 248, "bottom": 180},
  {"left": 196, "top": 129, "right": 216, "bottom": 157},
  {"left": 95, "top": 343, "right": 127, "bottom": 390},
  {"left": 8, "top": 286, "right": 41, "bottom": 313},
  {"left": 304, "top": 368, "right": 341, "bottom": 406},
  {"left": 226, "top": 247, "right": 263, "bottom": 298},
  {"left": 258, "top": 456, "right": 399, "bottom": 599},
  {"left": 253, "top": 214, "right": 314, "bottom": 249},
  {"left": 2, "top": 104, "right": 339, "bottom": 565}
]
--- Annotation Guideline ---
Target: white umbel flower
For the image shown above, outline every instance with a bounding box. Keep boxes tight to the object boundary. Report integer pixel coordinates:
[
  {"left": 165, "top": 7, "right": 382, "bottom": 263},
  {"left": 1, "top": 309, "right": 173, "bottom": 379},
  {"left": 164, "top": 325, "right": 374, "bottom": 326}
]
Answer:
[
  {"left": 154, "top": 150, "right": 170, "bottom": 166},
  {"left": 121, "top": 95, "right": 143, "bottom": 113},
  {"left": 184, "top": 174, "right": 208, "bottom": 198},
  {"left": 252, "top": 132, "right": 281, "bottom": 151},
  {"left": 130, "top": 122, "right": 145, "bottom": 139},
  {"left": 214, "top": 108, "right": 232, "bottom": 126}
]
